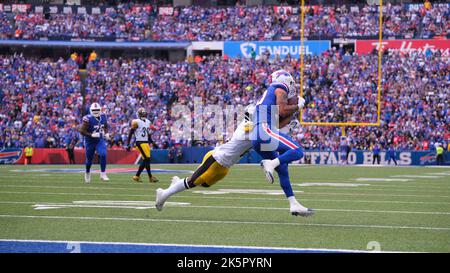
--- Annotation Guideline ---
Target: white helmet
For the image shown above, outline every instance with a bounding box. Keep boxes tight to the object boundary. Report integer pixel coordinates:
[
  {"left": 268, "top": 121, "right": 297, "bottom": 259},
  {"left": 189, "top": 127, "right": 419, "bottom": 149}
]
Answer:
[
  {"left": 270, "top": 69, "right": 296, "bottom": 98},
  {"left": 90, "top": 102, "right": 101, "bottom": 118}
]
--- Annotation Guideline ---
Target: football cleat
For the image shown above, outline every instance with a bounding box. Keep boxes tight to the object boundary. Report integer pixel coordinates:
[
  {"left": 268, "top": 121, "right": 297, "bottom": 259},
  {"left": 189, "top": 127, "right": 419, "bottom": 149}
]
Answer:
[
  {"left": 290, "top": 201, "right": 315, "bottom": 217},
  {"left": 149, "top": 175, "right": 159, "bottom": 183},
  {"left": 260, "top": 160, "right": 275, "bottom": 184},
  {"left": 85, "top": 172, "right": 91, "bottom": 184},
  {"left": 132, "top": 175, "right": 142, "bottom": 182},
  {"left": 100, "top": 173, "right": 110, "bottom": 181},
  {"left": 155, "top": 188, "right": 167, "bottom": 211}
]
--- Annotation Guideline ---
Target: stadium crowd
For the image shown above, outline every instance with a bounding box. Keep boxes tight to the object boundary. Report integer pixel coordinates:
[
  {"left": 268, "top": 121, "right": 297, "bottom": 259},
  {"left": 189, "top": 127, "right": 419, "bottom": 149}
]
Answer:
[
  {"left": 0, "top": 54, "right": 84, "bottom": 149},
  {"left": 0, "top": 3, "right": 448, "bottom": 41},
  {"left": 1, "top": 47, "right": 448, "bottom": 151},
  {"left": 11, "top": 4, "right": 152, "bottom": 40}
]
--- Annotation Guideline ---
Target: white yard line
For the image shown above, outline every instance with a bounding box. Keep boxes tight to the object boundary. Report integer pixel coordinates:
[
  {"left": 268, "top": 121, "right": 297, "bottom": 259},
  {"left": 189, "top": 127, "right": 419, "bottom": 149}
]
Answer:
[
  {"left": 0, "top": 190, "right": 449, "bottom": 199},
  {"left": 390, "top": 175, "right": 444, "bottom": 179},
  {"left": 1, "top": 201, "right": 449, "bottom": 215},
  {"left": 1, "top": 184, "right": 449, "bottom": 194},
  {"left": 425, "top": 173, "right": 450, "bottom": 176},
  {"left": 0, "top": 214, "right": 448, "bottom": 231},
  {"left": 0, "top": 184, "right": 152, "bottom": 191},
  {"left": 0, "top": 196, "right": 449, "bottom": 206}
]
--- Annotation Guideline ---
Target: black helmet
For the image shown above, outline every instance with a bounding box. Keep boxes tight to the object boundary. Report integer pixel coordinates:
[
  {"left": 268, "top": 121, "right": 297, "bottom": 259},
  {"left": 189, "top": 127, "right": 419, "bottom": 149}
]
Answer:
[{"left": 137, "top": 107, "right": 147, "bottom": 118}]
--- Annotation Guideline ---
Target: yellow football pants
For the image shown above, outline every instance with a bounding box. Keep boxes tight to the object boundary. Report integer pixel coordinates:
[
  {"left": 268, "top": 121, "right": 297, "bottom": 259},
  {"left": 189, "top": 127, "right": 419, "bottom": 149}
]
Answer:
[
  {"left": 191, "top": 150, "right": 229, "bottom": 187},
  {"left": 135, "top": 142, "right": 151, "bottom": 159}
]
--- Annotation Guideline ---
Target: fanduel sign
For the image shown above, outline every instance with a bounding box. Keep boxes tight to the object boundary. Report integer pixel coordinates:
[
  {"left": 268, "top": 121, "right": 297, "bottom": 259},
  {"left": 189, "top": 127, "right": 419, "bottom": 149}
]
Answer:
[{"left": 223, "top": 40, "right": 330, "bottom": 59}]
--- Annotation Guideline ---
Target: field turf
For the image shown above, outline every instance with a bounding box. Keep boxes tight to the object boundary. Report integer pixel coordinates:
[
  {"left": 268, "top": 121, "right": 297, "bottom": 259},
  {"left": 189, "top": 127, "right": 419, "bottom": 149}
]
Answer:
[{"left": 0, "top": 164, "right": 449, "bottom": 253}]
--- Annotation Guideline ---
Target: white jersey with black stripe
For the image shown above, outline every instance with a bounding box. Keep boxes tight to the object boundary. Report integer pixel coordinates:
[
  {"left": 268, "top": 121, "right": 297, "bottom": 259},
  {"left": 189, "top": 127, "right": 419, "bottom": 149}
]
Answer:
[{"left": 212, "top": 121, "right": 253, "bottom": 168}]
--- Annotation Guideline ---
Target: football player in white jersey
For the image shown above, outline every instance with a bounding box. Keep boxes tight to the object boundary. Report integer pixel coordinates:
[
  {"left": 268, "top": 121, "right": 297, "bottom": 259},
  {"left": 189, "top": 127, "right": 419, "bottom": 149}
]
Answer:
[
  {"left": 125, "top": 108, "right": 158, "bottom": 183},
  {"left": 155, "top": 105, "right": 304, "bottom": 214}
]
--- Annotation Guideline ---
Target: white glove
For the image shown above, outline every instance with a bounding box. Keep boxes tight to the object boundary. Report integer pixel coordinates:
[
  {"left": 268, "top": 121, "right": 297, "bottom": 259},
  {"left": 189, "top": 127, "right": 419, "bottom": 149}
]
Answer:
[
  {"left": 91, "top": 132, "right": 100, "bottom": 138},
  {"left": 298, "top": 96, "right": 306, "bottom": 109},
  {"left": 104, "top": 133, "right": 110, "bottom": 140}
]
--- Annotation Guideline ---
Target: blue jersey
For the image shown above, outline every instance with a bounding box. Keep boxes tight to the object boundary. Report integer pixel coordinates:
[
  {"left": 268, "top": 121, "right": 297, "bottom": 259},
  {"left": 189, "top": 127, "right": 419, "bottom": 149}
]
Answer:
[
  {"left": 339, "top": 142, "right": 348, "bottom": 152},
  {"left": 254, "top": 83, "right": 288, "bottom": 126},
  {"left": 82, "top": 113, "right": 107, "bottom": 143},
  {"left": 373, "top": 145, "right": 380, "bottom": 155},
  {"left": 388, "top": 147, "right": 395, "bottom": 156}
]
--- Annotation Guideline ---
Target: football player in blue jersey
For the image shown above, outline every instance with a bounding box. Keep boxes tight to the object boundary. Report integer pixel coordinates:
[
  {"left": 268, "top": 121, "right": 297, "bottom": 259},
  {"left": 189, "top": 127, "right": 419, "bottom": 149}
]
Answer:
[
  {"left": 251, "top": 69, "right": 314, "bottom": 216},
  {"left": 78, "top": 102, "right": 110, "bottom": 183}
]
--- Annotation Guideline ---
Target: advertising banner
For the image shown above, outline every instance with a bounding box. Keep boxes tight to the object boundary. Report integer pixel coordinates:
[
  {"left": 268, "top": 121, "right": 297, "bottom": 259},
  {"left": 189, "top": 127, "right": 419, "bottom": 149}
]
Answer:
[
  {"left": 355, "top": 39, "right": 450, "bottom": 56},
  {"left": 406, "top": 3, "right": 449, "bottom": 11},
  {"left": 298, "top": 151, "right": 449, "bottom": 166},
  {"left": 11, "top": 4, "right": 31, "bottom": 13},
  {"left": 158, "top": 7, "right": 173, "bottom": 16},
  {"left": 1, "top": 148, "right": 447, "bottom": 166},
  {"left": 223, "top": 40, "right": 330, "bottom": 59}
]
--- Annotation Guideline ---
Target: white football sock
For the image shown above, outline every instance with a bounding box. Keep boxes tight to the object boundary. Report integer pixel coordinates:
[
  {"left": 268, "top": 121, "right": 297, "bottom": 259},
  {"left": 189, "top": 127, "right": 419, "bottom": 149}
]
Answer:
[
  {"left": 288, "top": 196, "right": 298, "bottom": 206},
  {"left": 271, "top": 158, "right": 281, "bottom": 168},
  {"left": 165, "top": 178, "right": 188, "bottom": 197}
]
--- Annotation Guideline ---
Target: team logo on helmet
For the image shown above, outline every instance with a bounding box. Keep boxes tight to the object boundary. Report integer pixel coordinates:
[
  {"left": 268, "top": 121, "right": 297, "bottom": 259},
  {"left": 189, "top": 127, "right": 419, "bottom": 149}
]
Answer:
[{"left": 137, "top": 107, "right": 147, "bottom": 118}]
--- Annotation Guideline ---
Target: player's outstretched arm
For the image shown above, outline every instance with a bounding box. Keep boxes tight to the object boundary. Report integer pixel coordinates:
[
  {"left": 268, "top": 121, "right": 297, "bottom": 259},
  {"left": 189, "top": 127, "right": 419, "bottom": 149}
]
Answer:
[{"left": 275, "top": 88, "right": 299, "bottom": 119}]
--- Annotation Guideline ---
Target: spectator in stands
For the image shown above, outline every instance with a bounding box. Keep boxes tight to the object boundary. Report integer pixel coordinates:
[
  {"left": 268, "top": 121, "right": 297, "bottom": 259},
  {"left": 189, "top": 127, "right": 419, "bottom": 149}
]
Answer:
[
  {"left": 2, "top": 3, "right": 448, "bottom": 41},
  {"left": 168, "top": 146, "right": 176, "bottom": 163},
  {"left": 1, "top": 45, "right": 448, "bottom": 152},
  {"left": 176, "top": 146, "right": 183, "bottom": 163}
]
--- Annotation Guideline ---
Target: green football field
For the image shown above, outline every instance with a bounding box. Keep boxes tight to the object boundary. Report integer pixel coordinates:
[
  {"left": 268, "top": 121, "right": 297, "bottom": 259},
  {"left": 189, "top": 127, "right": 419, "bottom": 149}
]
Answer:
[{"left": 0, "top": 164, "right": 449, "bottom": 252}]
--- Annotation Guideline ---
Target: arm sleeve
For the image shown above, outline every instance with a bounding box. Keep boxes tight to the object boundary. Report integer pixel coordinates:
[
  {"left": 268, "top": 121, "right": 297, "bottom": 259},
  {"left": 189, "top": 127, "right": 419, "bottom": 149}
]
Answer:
[{"left": 127, "top": 120, "right": 138, "bottom": 145}]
